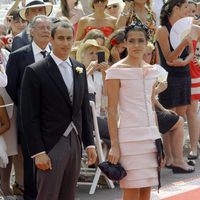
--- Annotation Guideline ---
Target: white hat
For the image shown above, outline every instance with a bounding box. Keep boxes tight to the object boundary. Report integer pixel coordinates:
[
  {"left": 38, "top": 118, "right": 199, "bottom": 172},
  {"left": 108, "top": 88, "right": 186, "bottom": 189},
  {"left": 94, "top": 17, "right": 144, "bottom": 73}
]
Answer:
[
  {"left": 76, "top": 39, "right": 110, "bottom": 62},
  {"left": 107, "top": 0, "right": 123, "bottom": 6},
  {"left": 19, "top": 0, "right": 53, "bottom": 21}
]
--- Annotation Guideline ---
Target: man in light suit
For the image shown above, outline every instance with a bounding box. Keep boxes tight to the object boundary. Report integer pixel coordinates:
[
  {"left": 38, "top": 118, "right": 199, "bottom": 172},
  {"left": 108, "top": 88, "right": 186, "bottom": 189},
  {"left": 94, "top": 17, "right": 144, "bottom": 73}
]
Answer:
[
  {"left": 6, "top": 15, "right": 52, "bottom": 200},
  {"left": 20, "top": 20, "right": 97, "bottom": 200}
]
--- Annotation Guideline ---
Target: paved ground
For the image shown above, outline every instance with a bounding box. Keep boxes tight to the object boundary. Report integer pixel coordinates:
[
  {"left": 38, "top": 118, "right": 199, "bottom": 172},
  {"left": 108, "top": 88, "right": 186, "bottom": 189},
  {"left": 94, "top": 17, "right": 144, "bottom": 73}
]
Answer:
[
  {"left": 75, "top": 158, "right": 200, "bottom": 200},
  {"left": 1, "top": 124, "right": 200, "bottom": 200},
  {"left": 75, "top": 126, "right": 200, "bottom": 200}
]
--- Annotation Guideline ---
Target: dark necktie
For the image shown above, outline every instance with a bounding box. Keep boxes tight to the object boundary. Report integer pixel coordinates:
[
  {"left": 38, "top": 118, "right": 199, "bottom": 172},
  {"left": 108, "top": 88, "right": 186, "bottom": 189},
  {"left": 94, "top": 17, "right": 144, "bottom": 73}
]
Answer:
[{"left": 40, "top": 50, "right": 47, "bottom": 58}]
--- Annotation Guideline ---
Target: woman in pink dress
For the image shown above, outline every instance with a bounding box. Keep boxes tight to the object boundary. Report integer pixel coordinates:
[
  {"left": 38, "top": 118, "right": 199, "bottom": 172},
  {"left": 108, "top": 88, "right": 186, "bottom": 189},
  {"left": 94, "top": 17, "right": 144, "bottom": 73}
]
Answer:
[{"left": 106, "top": 23, "right": 163, "bottom": 200}]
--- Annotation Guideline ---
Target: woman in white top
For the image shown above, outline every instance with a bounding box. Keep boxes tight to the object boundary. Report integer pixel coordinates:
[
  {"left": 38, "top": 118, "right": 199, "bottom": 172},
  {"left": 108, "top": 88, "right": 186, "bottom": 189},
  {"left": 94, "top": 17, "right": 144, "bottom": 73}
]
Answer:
[{"left": 76, "top": 39, "right": 111, "bottom": 147}]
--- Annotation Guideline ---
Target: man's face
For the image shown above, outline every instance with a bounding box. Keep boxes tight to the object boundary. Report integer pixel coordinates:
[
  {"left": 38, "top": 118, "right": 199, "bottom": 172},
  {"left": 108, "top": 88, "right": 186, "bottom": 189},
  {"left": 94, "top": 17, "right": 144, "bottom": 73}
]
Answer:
[
  {"left": 50, "top": 26, "right": 74, "bottom": 60},
  {"left": 31, "top": 19, "right": 51, "bottom": 47},
  {"left": 25, "top": 6, "right": 46, "bottom": 22}
]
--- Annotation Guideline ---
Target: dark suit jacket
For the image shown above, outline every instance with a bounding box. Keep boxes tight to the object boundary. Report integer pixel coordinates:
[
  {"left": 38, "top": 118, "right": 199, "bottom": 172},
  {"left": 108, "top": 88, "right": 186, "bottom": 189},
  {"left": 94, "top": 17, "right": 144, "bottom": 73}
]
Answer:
[
  {"left": 6, "top": 44, "right": 34, "bottom": 107},
  {"left": 20, "top": 55, "right": 94, "bottom": 156},
  {"left": 12, "top": 30, "right": 31, "bottom": 52},
  {"left": 6, "top": 44, "right": 35, "bottom": 132}
]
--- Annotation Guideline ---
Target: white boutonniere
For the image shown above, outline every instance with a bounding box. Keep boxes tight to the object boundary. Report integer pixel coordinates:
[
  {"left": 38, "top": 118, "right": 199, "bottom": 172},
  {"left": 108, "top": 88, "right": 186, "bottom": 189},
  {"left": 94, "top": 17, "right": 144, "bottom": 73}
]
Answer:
[{"left": 75, "top": 66, "right": 83, "bottom": 74}]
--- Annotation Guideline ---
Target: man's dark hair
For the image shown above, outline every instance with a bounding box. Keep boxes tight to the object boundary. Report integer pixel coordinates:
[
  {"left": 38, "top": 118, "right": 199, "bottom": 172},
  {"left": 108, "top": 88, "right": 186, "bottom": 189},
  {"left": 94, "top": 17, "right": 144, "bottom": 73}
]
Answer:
[{"left": 51, "top": 20, "right": 74, "bottom": 39}]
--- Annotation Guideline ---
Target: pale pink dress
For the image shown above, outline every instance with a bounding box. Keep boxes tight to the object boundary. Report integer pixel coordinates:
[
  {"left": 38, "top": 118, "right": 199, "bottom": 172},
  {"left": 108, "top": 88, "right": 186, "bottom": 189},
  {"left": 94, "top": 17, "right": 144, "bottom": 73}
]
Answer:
[{"left": 106, "top": 65, "right": 161, "bottom": 188}]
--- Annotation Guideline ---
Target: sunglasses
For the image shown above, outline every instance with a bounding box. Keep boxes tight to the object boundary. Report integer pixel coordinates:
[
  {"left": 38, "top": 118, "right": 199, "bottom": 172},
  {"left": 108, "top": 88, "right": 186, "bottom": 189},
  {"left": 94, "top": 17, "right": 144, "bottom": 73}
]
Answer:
[
  {"left": 107, "top": 4, "right": 119, "bottom": 9},
  {"left": 93, "top": 0, "right": 107, "bottom": 4}
]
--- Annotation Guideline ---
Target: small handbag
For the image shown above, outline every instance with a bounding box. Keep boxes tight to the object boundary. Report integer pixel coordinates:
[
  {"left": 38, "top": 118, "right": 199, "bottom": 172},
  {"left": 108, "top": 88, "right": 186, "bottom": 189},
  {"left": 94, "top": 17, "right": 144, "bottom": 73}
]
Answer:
[
  {"left": 98, "top": 161, "right": 127, "bottom": 181},
  {"left": 155, "top": 138, "right": 165, "bottom": 190}
]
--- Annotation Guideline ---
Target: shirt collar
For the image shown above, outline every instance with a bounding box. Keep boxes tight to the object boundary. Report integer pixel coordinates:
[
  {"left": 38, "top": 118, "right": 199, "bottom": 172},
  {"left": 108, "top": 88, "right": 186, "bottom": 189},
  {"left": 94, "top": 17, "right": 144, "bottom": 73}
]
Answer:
[
  {"left": 50, "top": 52, "right": 72, "bottom": 67},
  {"left": 32, "top": 41, "right": 51, "bottom": 55}
]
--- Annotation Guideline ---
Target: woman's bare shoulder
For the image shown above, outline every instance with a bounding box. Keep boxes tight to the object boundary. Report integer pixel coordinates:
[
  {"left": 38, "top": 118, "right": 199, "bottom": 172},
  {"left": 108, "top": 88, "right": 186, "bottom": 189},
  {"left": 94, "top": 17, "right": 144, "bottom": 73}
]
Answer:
[
  {"left": 110, "top": 59, "right": 129, "bottom": 69},
  {"left": 156, "top": 26, "right": 168, "bottom": 39}
]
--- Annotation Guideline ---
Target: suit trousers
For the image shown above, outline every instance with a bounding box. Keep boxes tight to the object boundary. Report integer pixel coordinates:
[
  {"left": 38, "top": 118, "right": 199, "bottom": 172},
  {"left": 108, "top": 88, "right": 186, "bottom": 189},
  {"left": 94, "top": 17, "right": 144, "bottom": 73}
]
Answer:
[
  {"left": 19, "top": 130, "right": 37, "bottom": 200},
  {"left": 36, "top": 130, "right": 81, "bottom": 200}
]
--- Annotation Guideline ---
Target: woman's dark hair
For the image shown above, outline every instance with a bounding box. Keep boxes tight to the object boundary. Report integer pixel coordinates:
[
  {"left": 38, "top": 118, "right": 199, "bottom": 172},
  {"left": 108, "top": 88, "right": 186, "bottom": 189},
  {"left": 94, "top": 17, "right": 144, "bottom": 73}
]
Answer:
[
  {"left": 160, "top": 0, "right": 187, "bottom": 26},
  {"left": 61, "top": 0, "right": 79, "bottom": 18},
  {"left": 124, "top": 22, "right": 150, "bottom": 41}
]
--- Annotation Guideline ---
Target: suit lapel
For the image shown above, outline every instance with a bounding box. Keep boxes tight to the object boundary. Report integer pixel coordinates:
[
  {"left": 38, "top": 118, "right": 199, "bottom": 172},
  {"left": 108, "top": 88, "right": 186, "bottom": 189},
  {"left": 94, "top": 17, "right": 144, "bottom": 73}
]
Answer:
[{"left": 45, "top": 56, "right": 72, "bottom": 107}]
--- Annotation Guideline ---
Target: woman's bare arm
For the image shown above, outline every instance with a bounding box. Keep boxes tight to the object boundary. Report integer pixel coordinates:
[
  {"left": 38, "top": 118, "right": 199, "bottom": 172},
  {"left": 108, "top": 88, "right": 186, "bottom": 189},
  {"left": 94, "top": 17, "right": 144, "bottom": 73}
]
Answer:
[
  {"left": 0, "top": 96, "right": 10, "bottom": 135},
  {"left": 106, "top": 78, "right": 120, "bottom": 164},
  {"left": 156, "top": 26, "right": 192, "bottom": 63}
]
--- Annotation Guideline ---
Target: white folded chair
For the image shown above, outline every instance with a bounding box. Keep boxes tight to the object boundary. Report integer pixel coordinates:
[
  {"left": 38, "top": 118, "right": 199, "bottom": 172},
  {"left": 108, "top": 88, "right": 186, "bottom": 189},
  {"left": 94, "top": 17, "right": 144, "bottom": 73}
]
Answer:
[{"left": 77, "top": 101, "right": 114, "bottom": 194}]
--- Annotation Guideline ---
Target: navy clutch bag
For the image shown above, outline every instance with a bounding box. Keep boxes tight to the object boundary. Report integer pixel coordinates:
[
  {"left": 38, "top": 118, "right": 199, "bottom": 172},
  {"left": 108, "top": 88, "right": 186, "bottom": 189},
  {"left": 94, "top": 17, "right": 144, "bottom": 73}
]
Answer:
[{"left": 98, "top": 161, "right": 127, "bottom": 181}]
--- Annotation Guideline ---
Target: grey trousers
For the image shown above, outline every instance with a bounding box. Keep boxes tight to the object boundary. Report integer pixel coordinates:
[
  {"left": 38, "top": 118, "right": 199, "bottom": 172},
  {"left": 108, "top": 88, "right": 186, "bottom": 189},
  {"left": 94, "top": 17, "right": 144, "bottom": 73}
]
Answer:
[{"left": 36, "top": 130, "right": 81, "bottom": 200}]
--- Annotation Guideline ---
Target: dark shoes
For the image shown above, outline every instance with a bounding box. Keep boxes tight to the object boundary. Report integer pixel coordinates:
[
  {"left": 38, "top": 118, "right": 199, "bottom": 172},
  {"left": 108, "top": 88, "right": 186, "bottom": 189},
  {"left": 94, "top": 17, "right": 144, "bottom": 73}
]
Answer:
[{"left": 172, "top": 166, "right": 195, "bottom": 174}]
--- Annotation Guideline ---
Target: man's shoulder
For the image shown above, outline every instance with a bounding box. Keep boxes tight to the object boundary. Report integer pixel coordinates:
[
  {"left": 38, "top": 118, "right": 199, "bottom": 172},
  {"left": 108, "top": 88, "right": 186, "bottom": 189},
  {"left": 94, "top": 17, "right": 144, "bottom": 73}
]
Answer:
[
  {"left": 28, "top": 56, "right": 53, "bottom": 70},
  {"left": 10, "top": 44, "right": 32, "bottom": 57}
]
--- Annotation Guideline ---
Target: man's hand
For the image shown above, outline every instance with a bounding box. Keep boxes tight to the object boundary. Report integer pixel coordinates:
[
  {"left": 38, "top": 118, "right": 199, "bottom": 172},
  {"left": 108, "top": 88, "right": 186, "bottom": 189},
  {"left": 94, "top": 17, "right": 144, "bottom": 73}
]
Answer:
[
  {"left": 35, "top": 153, "right": 52, "bottom": 171},
  {"left": 86, "top": 148, "right": 97, "bottom": 166}
]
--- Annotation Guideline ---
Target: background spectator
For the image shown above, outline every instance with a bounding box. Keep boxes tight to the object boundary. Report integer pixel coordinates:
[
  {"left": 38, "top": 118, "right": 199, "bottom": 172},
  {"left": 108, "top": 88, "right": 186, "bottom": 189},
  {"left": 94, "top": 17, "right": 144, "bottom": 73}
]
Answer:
[
  {"left": 76, "top": 0, "right": 116, "bottom": 41},
  {"left": 105, "top": 29, "right": 127, "bottom": 65},
  {"left": 105, "top": 0, "right": 124, "bottom": 18},
  {"left": 56, "top": 0, "right": 85, "bottom": 34},
  {"left": 156, "top": 0, "right": 194, "bottom": 118}
]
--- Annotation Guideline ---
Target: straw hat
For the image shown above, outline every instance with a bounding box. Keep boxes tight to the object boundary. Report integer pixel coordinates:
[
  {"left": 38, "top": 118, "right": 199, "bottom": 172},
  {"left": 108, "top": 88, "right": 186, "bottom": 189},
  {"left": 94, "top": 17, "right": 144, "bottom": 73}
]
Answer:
[
  {"left": 19, "top": 0, "right": 53, "bottom": 21},
  {"left": 76, "top": 39, "right": 110, "bottom": 62}
]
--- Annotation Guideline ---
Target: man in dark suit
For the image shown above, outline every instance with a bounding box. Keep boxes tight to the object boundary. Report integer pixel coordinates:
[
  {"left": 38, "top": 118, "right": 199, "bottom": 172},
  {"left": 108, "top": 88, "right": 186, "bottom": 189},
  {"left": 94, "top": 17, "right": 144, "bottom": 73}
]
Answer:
[
  {"left": 20, "top": 19, "right": 97, "bottom": 200},
  {"left": 12, "top": 0, "right": 53, "bottom": 51},
  {"left": 6, "top": 15, "right": 52, "bottom": 200}
]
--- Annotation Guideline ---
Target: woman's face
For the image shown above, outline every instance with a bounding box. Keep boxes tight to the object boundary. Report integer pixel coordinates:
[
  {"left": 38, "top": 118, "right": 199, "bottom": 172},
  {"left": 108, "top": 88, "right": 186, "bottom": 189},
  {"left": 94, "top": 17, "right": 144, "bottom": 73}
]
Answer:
[
  {"left": 105, "top": 3, "right": 120, "bottom": 18},
  {"left": 143, "top": 46, "right": 153, "bottom": 64},
  {"left": 176, "top": 1, "right": 190, "bottom": 18},
  {"left": 188, "top": 3, "right": 197, "bottom": 17},
  {"left": 10, "top": 18, "right": 27, "bottom": 36},
  {"left": 93, "top": 0, "right": 108, "bottom": 9},
  {"left": 82, "top": 46, "right": 99, "bottom": 66},
  {"left": 125, "top": 30, "right": 147, "bottom": 58},
  {"left": 115, "top": 42, "right": 126, "bottom": 54}
]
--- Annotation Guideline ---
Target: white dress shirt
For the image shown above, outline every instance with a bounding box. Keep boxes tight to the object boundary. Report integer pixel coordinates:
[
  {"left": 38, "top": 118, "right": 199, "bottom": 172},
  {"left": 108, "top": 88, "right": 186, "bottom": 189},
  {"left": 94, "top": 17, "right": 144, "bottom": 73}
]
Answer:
[
  {"left": 50, "top": 52, "right": 74, "bottom": 100},
  {"left": 32, "top": 41, "right": 51, "bottom": 62}
]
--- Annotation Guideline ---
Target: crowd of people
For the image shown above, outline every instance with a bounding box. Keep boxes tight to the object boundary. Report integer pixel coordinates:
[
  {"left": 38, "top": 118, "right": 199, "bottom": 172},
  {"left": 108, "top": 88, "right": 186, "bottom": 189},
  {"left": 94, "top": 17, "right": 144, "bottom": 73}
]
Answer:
[{"left": 0, "top": 0, "right": 200, "bottom": 200}]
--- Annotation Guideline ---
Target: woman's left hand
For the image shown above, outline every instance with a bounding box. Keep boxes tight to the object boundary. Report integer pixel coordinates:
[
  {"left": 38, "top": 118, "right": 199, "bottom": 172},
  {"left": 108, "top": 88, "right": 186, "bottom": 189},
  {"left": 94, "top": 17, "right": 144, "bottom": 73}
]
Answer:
[{"left": 108, "top": 145, "right": 120, "bottom": 165}]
